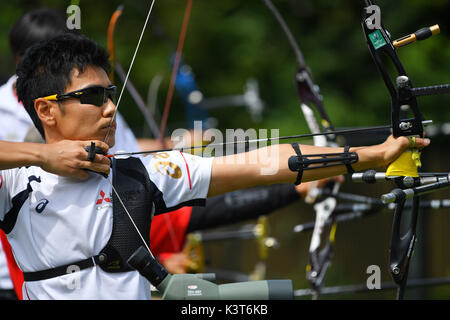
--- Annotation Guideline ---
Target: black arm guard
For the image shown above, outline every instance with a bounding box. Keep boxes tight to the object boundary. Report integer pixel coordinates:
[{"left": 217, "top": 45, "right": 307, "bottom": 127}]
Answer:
[{"left": 288, "top": 143, "right": 358, "bottom": 185}]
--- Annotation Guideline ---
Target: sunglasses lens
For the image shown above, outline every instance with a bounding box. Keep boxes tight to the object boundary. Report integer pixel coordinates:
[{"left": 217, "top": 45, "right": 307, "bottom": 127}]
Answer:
[
  {"left": 106, "top": 87, "right": 116, "bottom": 104},
  {"left": 79, "top": 87, "right": 105, "bottom": 106}
]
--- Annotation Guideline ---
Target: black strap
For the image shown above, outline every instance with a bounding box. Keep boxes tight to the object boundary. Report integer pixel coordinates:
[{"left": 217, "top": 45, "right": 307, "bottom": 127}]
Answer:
[
  {"left": 343, "top": 146, "right": 356, "bottom": 174},
  {"left": 289, "top": 143, "right": 303, "bottom": 185},
  {"left": 22, "top": 255, "right": 103, "bottom": 282}
]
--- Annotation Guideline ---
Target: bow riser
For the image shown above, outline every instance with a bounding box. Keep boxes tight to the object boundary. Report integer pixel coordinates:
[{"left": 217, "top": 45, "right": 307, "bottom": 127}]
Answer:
[{"left": 362, "top": 13, "right": 425, "bottom": 139}]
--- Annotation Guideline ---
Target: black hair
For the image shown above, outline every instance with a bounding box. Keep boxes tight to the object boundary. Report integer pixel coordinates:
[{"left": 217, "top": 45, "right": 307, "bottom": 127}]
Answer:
[
  {"left": 15, "top": 33, "right": 111, "bottom": 139},
  {"left": 9, "top": 8, "right": 71, "bottom": 60}
]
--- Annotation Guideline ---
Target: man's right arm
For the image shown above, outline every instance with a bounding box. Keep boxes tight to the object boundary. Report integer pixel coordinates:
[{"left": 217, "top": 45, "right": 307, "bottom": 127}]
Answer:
[{"left": 0, "top": 140, "right": 110, "bottom": 179}]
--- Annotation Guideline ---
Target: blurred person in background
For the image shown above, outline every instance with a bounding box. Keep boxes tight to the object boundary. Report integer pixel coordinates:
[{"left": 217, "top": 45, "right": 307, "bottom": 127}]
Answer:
[
  {"left": 0, "top": 8, "right": 72, "bottom": 300},
  {"left": 0, "top": 7, "right": 141, "bottom": 300}
]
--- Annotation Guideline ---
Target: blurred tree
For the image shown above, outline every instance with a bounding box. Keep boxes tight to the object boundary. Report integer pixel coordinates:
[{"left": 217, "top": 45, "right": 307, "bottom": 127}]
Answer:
[{"left": 0, "top": 0, "right": 448, "bottom": 136}]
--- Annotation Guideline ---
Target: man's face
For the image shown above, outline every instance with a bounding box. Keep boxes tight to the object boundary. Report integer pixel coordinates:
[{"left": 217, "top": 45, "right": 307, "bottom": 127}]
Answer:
[{"left": 52, "top": 65, "right": 116, "bottom": 147}]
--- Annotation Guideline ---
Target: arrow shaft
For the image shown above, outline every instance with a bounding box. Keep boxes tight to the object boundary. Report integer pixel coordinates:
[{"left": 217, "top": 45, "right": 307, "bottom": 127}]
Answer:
[{"left": 110, "top": 124, "right": 394, "bottom": 157}]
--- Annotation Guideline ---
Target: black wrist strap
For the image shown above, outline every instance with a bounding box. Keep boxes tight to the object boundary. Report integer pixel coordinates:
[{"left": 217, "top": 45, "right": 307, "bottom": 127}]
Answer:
[
  {"left": 343, "top": 146, "right": 357, "bottom": 174},
  {"left": 289, "top": 143, "right": 303, "bottom": 185}
]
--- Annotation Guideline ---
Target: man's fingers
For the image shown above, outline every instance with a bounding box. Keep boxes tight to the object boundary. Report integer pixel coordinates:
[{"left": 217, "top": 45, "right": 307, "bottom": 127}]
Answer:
[
  {"left": 72, "top": 169, "right": 91, "bottom": 180},
  {"left": 78, "top": 160, "right": 110, "bottom": 174},
  {"left": 390, "top": 135, "right": 430, "bottom": 149},
  {"left": 413, "top": 137, "right": 431, "bottom": 148},
  {"left": 76, "top": 141, "right": 111, "bottom": 176},
  {"left": 92, "top": 153, "right": 111, "bottom": 165},
  {"left": 82, "top": 140, "right": 110, "bottom": 156},
  {"left": 90, "top": 140, "right": 110, "bottom": 152}
]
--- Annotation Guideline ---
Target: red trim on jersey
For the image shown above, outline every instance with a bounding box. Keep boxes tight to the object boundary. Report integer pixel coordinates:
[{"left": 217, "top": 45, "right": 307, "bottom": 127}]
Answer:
[
  {"left": 179, "top": 151, "right": 192, "bottom": 190},
  {"left": 12, "top": 86, "right": 18, "bottom": 100},
  {"left": 0, "top": 231, "right": 23, "bottom": 300}
]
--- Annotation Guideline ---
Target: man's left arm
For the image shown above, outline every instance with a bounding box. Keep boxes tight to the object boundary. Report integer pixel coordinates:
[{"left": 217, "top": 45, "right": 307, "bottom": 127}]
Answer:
[{"left": 208, "top": 136, "right": 430, "bottom": 197}]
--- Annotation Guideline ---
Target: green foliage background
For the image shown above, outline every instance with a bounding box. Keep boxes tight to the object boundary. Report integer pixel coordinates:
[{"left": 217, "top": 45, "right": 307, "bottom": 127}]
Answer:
[
  {"left": 1, "top": 0, "right": 449, "bottom": 136},
  {"left": 1, "top": 0, "right": 450, "bottom": 300}
]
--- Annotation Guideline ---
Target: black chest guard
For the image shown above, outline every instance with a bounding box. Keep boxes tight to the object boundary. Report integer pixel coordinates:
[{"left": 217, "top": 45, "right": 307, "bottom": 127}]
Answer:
[
  {"left": 22, "top": 157, "right": 155, "bottom": 281},
  {"left": 98, "top": 156, "right": 154, "bottom": 272}
]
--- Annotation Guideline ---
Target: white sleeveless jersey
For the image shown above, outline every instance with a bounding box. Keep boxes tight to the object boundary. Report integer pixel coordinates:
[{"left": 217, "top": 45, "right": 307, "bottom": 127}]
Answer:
[{"left": 0, "top": 152, "right": 213, "bottom": 299}]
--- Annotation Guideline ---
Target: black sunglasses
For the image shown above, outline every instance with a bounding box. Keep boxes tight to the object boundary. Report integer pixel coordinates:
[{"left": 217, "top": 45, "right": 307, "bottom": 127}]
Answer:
[{"left": 41, "top": 85, "right": 117, "bottom": 107}]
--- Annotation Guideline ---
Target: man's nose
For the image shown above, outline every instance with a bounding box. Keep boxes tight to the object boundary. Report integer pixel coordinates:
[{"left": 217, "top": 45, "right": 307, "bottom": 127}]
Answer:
[{"left": 102, "top": 98, "right": 116, "bottom": 117}]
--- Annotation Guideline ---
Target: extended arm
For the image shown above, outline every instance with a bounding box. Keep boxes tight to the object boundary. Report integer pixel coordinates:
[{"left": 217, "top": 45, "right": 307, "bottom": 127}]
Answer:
[{"left": 208, "top": 136, "right": 430, "bottom": 197}]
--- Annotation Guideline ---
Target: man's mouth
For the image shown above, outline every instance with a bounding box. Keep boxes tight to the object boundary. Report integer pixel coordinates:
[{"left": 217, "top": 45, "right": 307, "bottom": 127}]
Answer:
[{"left": 102, "top": 122, "right": 116, "bottom": 131}]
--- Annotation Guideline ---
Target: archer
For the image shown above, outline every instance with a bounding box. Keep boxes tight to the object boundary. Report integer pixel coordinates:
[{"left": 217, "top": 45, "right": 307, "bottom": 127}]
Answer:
[{"left": 0, "top": 33, "right": 429, "bottom": 299}]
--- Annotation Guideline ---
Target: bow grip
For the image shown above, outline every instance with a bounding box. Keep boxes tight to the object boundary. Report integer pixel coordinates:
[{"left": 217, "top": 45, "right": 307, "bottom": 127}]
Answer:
[{"left": 386, "top": 148, "right": 421, "bottom": 178}]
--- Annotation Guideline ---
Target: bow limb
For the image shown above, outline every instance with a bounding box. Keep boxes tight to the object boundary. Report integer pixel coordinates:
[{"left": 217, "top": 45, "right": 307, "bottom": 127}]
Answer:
[
  {"left": 158, "top": 0, "right": 194, "bottom": 146},
  {"left": 106, "top": 5, "right": 161, "bottom": 138},
  {"left": 107, "top": 5, "right": 124, "bottom": 84},
  {"left": 362, "top": 1, "right": 420, "bottom": 300},
  {"left": 361, "top": 1, "right": 418, "bottom": 300},
  {"left": 153, "top": 0, "right": 195, "bottom": 262}
]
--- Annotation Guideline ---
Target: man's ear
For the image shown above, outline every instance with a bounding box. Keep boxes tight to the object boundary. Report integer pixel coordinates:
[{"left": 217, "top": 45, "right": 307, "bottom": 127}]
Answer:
[{"left": 34, "top": 98, "right": 58, "bottom": 127}]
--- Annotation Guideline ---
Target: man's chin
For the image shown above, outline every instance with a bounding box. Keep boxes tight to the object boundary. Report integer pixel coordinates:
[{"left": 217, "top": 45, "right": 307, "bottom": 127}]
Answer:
[{"left": 106, "top": 137, "right": 115, "bottom": 149}]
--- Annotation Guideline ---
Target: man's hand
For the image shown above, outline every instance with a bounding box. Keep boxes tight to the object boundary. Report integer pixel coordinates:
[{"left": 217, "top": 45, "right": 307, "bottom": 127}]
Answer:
[
  {"left": 354, "top": 135, "right": 431, "bottom": 170},
  {"left": 380, "top": 135, "right": 430, "bottom": 168},
  {"left": 40, "top": 140, "right": 110, "bottom": 180}
]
